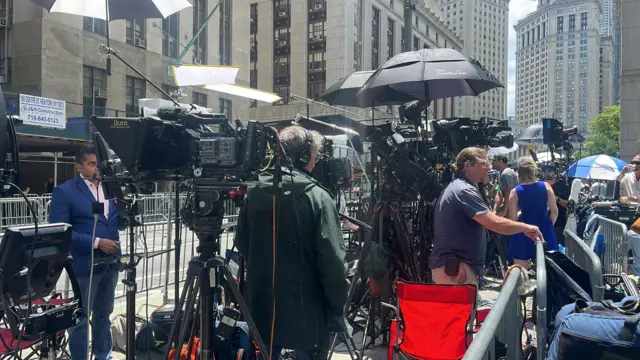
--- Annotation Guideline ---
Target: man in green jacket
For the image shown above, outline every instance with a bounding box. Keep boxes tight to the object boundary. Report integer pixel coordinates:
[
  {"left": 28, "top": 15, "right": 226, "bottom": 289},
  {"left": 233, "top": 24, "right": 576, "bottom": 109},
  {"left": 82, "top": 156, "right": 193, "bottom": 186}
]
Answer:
[{"left": 235, "top": 125, "right": 348, "bottom": 360}]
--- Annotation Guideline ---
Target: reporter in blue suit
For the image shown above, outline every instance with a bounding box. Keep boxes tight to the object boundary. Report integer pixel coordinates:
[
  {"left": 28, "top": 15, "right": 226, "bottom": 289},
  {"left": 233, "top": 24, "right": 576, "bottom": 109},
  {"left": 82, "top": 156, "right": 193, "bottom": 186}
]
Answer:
[{"left": 49, "top": 145, "right": 126, "bottom": 360}]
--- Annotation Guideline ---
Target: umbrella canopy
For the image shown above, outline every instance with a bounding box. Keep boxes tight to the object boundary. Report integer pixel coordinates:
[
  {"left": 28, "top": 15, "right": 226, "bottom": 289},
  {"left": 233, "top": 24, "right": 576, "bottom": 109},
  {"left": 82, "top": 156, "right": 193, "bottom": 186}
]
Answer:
[
  {"left": 320, "top": 70, "right": 415, "bottom": 107},
  {"left": 567, "top": 155, "right": 627, "bottom": 180},
  {"left": 516, "top": 123, "right": 585, "bottom": 144},
  {"left": 488, "top": 143, "right": 519, "bottom": 157},
  {"left": 355, "top": 48, "right": 503, "bottom": 105},
  {"left": 30, "top": 0, "right": 192, "bottom": 21}
]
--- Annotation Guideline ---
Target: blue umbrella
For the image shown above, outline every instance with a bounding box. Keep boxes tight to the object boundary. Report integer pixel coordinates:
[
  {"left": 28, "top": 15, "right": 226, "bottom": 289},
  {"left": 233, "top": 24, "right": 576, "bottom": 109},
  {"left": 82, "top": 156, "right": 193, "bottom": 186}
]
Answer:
[{"left": 567, "top": 155, "right": 627, "bottom": 180}]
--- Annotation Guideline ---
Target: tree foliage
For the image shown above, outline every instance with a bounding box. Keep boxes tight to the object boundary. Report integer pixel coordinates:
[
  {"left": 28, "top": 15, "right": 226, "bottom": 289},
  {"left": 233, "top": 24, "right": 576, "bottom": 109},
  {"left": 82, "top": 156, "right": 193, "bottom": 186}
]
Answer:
[{"left": 584, "top": 105, "right": 620, "bottom": 158}]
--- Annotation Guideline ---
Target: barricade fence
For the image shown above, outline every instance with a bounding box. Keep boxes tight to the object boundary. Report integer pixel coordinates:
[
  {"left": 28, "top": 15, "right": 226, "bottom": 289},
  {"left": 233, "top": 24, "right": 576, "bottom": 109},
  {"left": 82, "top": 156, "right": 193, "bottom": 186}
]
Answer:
[
  {"left": 564, "top": 229, "right": 604, "bottom": 301},
  {"left": 0, "top": 192, "right": 240, "bottom": 300},
  {"left": 462, "top": 267, "right": 524, "bottom": 360},
  {"left": 594, "top": 216, "right": 629, "bottom": 274}
]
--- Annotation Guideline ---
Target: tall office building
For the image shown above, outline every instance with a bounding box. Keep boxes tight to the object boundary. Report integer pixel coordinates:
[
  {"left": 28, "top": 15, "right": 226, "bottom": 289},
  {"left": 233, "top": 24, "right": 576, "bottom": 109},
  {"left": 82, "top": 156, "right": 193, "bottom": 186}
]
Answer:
[
  {"left": 514, "top": 0, "right": 602, "bottom": 134},
  {"left": 600, "top": 0, "right": 620, "bottom": 103},
  {"left": 440, "top": 0, "right": 510, "bottom": 120},
  {"left": 2, "top": 0, "right": 250, "bottom": 122},
  {"left": 600, "top": 36, "right": 615, "bottom": 110},
  {"left": 247, "top": 0, "right": 463, "bottom": 123}
]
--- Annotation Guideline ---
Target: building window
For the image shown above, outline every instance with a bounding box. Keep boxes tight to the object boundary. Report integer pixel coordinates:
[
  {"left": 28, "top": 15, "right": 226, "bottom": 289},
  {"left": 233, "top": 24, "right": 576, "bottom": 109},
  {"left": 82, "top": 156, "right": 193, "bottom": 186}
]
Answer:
[
  {"left": 219, "top": 98, "right": 232, "bottom": 119},
  {"left": 557, "top": 16, "right": 564, "bottom": 34},
  {"left": 126, "top": 19, "right": 146, "bottom": 45},
  {"left": 413, "top": 36, "right": 419, "bottom": 51},
  {"left": 387, "top": 19, "right": 395, "bottom": 60},
  {"left": 249, "top": 62, "right": 257, "bottom": 108},
  {"left": 219, "top": 0, "right": 232, "bottom": 65},
  {"left": 371, "top": 7, "right": 380, "bottom": 70},
  {"left": 273, "top": 86, "right": 289, "bottom": 105},
  {"left": 83, "top": 17, "right": 107, "bottom": 36},
  {"left": 193, "top": 0, "right": 208, "bottom": 63},
  {"left": 309, "top": 21, "right": 325, "bottom": 40},
  {"left": 83, "top": 66, "right": 107, "bottom": 117},
  {"left": 274, "top": 57, "right": 289, "bottom": 77},
  {"left": 126, "top": 76, "right": 146, "bottom": 117},
  {"left": 353, "top": 0, "right": 363, "bottom": 71},
  {"left": 163, "top": 14, "right": 179, "bottom": 58},
  {"left": 308, "top": 52, "right": 325, "bottom": 72},
  {"left": 580, "top": 12, "right": 587, "bottom": 30},
  {"left": 193, "top": 92, "right": 208, "bottom": 107},
  {"left": 568, "top": 14, "right": 575, "bottom": 32},
  {"left": 162, "top": 84, "right": 178, "bottom": 101},
  {"left": 250, "top": 4, "right": 258, "bottom": 108},
  {"left": 308, "top": 81, "right": 325, "bottom": 100}
]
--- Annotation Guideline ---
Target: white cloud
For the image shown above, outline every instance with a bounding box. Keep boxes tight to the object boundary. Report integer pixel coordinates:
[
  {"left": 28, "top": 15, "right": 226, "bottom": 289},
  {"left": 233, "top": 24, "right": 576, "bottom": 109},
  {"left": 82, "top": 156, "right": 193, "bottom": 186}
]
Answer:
[{"left": 507, "top": 0, "right": 538, "bottom": 116}]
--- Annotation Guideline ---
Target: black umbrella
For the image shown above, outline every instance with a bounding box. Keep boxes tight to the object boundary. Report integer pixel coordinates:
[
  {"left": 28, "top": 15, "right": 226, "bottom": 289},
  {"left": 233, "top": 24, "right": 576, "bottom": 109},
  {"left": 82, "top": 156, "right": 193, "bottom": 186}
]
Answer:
[
  {"left": 321, "top": 70, "right": 418, "bottom": 107},
  {"left": 30, "top": 0, "right": 192, "bottom": 20},
  {"left": 355, "top": 48, "right": 504, "bottom": 105}
]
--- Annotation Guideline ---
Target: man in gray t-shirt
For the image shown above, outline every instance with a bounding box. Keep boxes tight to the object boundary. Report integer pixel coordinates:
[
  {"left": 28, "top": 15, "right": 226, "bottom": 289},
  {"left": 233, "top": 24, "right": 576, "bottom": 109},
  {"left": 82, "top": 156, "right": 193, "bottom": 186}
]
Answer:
[
  {"left": 430, "top": 148, "right": 542, "bottom": 286},
  {"left": 492, "top": 155, "right": 518, "bottom": 217}
]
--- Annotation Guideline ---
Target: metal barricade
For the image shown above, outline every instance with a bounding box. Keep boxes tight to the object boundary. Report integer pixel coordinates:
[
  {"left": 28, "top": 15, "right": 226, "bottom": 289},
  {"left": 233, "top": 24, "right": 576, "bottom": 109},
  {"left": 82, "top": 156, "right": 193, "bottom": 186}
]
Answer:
[
  {"left": 535, "top": 241, "right": 547, "bottom": 360},
  {"left": 462, "top": 267, "right": 524, "bottom": 360},
  {"left": 564, "top": 230, "right": 604, "bottom": 301},
  {"left": 596, "top": 216, "right": 629, "bottom": 274}
]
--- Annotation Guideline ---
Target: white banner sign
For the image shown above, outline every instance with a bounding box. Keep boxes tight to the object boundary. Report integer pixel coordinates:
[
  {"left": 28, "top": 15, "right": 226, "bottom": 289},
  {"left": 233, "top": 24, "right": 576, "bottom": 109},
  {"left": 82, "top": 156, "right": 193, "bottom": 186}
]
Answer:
[{"left": 19, "top": 94, "right": 66, "bottom": 129}]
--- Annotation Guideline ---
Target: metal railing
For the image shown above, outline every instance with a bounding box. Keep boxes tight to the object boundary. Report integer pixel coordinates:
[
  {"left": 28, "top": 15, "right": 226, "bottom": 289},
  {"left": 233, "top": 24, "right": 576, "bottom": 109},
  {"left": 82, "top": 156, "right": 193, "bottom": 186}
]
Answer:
[
  {"left": 0, "top": 192, "right": 239, "bottom": 300},
  {"left": 462, "top": 267, "right": 524, "bottom": 360},
  {"left": 596, "top": 216, "right": 629, "bottom": 274},
  {"left": 535, "top": 241, "right": 547, "bottom": 360},
  {"left": 564, "top": 230, "right": 604, "bottom": 301}
]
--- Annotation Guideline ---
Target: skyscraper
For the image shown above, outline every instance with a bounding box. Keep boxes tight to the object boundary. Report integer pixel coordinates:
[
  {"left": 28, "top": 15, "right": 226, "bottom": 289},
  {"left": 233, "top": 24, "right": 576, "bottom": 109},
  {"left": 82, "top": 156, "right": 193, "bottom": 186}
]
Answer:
[
  {"left": 600, "top": 0, "right": 620, "bottom": 103},
  {"left": 440, "top": 0, "right": 510, "bottom": 120},
  {"left": 247, "top": 0, "right": 463, "bottom": 123},
  {"left": 514, "top": 0, "right": 602, "bottom": 134}
]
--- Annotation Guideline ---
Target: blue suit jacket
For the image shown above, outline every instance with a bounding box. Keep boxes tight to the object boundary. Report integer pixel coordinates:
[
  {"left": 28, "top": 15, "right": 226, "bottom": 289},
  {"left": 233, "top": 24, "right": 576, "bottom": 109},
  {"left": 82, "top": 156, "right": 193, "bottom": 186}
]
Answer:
[{"left": 49, "top": 174, "right": 126, "bottom": 277}]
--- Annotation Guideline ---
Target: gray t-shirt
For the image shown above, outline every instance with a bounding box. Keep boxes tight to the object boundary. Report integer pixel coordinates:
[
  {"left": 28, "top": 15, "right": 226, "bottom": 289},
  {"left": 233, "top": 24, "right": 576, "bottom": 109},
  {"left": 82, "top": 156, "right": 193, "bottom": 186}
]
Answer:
[
  {"left": 430, "top": 178, "right": 491, "bottom": 275},
  {"left": 500, "top": 167, "right": 518, "bottom": 195}
]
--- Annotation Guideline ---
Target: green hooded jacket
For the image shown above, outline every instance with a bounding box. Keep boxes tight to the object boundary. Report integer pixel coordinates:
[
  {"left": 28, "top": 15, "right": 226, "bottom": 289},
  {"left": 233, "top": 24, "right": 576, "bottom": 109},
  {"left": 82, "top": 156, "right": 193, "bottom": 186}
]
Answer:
[{"left": 234, "top": 168, "right": 348, "bottom": 352}]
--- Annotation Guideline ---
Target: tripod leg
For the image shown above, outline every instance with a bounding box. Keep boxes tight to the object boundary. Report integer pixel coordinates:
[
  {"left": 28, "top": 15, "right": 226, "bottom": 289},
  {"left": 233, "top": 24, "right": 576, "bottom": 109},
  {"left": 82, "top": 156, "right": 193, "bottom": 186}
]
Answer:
[
  {"left": 220, "top": 265, "right": 271, "bottom": 360},
  {"left": 164, "top": 273, "right": 195, "bottom": 360},
  {"left": 184, "top": 300, "right": 201, "bottom": 360},
  {"left": 199, "top": 267, "right": 214, "bottom": 360},
  {"left": 177, "top": 276, "right": 201, "bottom": 357}
]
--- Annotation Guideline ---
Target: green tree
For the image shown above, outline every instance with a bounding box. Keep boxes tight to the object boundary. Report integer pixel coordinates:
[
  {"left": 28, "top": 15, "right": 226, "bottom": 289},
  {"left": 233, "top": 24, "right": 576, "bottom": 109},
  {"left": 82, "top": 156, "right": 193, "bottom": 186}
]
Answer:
[{"left": 584, "top": 105, "right": 620, "bottom": 157}]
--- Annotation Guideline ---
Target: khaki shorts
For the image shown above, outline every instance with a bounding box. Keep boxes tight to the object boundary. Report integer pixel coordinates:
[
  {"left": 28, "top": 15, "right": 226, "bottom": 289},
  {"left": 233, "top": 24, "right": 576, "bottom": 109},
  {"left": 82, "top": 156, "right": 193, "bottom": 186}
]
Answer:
[{"left": 432, "top": 261, "right": 479, "bottom": 286}]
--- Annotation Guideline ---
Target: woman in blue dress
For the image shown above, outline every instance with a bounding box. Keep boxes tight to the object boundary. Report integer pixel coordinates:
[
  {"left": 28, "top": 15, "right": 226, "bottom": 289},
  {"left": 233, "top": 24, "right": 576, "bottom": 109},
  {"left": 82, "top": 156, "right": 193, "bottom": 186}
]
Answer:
[{"left": 507, "top": 157, "right": 559, "bottom": 268}]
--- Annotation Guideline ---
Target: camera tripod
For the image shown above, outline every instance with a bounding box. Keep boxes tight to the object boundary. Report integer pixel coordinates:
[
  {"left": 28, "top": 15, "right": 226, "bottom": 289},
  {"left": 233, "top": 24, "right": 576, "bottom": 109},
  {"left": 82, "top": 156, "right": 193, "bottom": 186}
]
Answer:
[
  {"left": 329, "top": 197, "right": 420, "bottom": 359},
  {"left": 163, "top": 185, "right": 270, "bottom": 360}
]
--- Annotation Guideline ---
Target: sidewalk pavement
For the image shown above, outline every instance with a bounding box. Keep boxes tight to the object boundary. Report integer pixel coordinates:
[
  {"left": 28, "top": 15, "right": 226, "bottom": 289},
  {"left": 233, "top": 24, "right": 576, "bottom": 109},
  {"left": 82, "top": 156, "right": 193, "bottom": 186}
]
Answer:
[{"left": 110, "top": 286, "right": 502, "bottom": 360}]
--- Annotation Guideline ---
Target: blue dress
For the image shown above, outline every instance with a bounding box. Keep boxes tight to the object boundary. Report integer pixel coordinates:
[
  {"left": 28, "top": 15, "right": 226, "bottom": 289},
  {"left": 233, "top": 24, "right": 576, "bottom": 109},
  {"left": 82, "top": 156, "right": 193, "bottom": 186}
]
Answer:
[{"left": 508, "top": 181, "right": 558, "bottom": 260}]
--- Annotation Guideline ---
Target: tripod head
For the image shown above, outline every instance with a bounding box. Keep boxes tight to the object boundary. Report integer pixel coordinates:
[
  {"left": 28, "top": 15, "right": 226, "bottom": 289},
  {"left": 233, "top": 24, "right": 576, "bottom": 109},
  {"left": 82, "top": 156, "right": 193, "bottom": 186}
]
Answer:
[{"left": 181, "top": 178, "right": 244, "bottom": 260}]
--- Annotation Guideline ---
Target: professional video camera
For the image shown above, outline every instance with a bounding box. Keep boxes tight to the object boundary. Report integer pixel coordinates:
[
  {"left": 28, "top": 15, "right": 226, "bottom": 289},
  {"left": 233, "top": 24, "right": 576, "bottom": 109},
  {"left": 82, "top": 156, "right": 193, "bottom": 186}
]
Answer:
[
  {"left": 431, "top": 117, "right": 514, "bottom": 157},
  {"left": 369, "top": 123, "right": 442, "bottom": 201},
  {"left": 311, "top": 137, "right": 354, "bottom": 195},
  {"left": 91, "top": 106, "right": 274, "bottom": 360},
  {"left": 91, "top": 107, "right": 272, "bottom": 184},
  {"left": 542, "top": 117, "right": 577, "bottom": 151}
]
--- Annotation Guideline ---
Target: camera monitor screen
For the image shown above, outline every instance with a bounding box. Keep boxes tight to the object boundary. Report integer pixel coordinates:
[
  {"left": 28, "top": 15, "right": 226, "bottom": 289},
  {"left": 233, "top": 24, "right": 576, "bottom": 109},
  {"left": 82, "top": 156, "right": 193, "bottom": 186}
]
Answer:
[
  {"left": 0, "top": 223, "right": 72, "bottom": 305},
  {"left": 92, "top": 116, "right": 193, "bottom": 177}
]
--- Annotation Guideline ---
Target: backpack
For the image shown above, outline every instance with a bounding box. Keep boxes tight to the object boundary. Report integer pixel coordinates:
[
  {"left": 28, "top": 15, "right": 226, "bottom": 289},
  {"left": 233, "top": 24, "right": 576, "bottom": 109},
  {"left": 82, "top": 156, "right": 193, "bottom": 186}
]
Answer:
[{"left": 547, "top": 297, "right": 640, "bottom": 360}]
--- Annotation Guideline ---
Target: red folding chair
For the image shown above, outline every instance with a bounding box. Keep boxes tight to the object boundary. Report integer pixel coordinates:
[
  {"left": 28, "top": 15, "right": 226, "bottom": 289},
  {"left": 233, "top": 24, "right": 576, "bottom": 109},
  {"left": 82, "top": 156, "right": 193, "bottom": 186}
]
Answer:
[
  {"left": 385, "top": 281, "right": 479, "bottom": 360},
  {"left": 0, "top": 295, "right": 71, "bottom": 359}
]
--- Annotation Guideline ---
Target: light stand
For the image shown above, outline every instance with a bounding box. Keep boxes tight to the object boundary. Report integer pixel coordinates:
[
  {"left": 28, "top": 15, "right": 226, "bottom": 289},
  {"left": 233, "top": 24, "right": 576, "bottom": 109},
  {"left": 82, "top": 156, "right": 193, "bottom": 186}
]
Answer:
[
  {"left": 99, "top": 45, "right": 182, "bottom": 108},
  {"left": 121, "top": 195, "right": 141, "bottom": 360}
]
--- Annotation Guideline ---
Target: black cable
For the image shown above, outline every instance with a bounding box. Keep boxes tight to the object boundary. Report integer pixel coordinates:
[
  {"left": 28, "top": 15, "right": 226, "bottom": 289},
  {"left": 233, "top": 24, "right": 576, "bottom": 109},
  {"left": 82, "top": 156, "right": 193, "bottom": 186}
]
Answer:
[{"left": 5, "top": 182, "right": 38, "bottom": 359}]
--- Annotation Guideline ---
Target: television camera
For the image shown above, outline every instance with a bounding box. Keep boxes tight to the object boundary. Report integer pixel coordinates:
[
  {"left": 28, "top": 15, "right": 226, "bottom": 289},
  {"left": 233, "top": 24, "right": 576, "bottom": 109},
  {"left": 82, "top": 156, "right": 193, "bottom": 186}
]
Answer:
[
  {"left": 368, "top": 116, "right": 514, "bottom": 201},
  {"left": 542, "top": 117, "right": 578, "bottom": 152},
  {"left": 91, "top": 107, "right": 275, "bottom": 360},
  {"left": 311, "top": 137, "right": 354, "bottom": 196}
]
